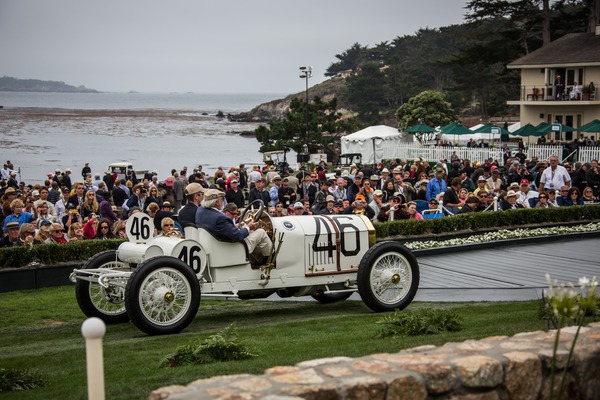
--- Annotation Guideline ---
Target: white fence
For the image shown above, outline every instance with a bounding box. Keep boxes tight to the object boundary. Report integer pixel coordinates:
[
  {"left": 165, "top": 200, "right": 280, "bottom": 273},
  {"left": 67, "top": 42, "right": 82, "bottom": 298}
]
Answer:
[{"left": 382, "top": 144, "right": 600, "bottom": 164}]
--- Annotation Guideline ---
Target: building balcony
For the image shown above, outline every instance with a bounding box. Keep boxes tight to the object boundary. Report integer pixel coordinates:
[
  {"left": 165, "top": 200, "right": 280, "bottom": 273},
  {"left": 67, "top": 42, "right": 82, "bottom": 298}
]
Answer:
[{"left": 508, "top": 85, "right": 598, "bottom": 105}]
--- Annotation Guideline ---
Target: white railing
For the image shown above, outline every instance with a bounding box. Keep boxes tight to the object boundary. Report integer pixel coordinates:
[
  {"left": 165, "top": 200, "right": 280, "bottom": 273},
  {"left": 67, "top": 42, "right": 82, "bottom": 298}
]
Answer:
[
  {"left": 525, "top": 145, "right": 563, "bottom": 161},
  {"left": 577, "top": 147, "right": 600, "bottom": 163},
  {"left": 383, "top": 144, "right": 502, "bottom": 164}
]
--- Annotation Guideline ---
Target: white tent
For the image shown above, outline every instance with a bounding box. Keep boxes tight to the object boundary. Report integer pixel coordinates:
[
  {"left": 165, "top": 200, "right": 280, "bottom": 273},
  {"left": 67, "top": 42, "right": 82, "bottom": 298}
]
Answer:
[{"left": 341, "top": 125, "right": 405, "bottom": 164}]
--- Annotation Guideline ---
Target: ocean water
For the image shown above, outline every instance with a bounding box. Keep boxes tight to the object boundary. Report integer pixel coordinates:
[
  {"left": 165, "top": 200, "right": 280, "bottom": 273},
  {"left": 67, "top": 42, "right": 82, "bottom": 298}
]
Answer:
[{"left": 0, "top": 92, "right": 288, "bottom": 184}]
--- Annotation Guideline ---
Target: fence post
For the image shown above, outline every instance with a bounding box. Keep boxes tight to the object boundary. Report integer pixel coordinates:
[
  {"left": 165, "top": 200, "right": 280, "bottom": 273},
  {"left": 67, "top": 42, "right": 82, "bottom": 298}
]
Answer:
[{"left": 81, "top": 317, "right": 106, "bottom": 400}]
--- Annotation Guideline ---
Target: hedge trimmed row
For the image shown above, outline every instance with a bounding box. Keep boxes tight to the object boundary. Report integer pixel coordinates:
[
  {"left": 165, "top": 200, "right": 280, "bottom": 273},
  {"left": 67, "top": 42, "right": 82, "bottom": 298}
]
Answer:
[
  {"left": 0, "top": 239, "right": 125, "bottom": 270},
  {"left": 374, "top": 204, "right": 600, "bottom": 237},
  {"left": 2, "top": 205, "right": 599, "bottom": 269}
]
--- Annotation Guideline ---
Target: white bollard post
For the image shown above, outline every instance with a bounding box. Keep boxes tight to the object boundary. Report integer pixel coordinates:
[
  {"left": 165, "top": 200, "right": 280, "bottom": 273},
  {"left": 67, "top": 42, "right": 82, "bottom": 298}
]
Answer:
[{"left": 81, "top": 317, "right": 106, "bottom": 400}]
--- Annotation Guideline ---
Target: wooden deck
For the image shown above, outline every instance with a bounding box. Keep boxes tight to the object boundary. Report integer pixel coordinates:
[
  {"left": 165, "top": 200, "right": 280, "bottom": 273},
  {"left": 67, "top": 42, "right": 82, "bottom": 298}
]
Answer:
[{"left": 414, "top": 237, "right": 599, "bottom": 302}]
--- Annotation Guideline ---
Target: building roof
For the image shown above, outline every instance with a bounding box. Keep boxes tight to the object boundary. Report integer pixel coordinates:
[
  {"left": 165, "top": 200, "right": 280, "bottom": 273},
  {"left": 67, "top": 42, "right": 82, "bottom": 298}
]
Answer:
[{"left": 508, "top": 32, "right": 600, "bottom": 68}]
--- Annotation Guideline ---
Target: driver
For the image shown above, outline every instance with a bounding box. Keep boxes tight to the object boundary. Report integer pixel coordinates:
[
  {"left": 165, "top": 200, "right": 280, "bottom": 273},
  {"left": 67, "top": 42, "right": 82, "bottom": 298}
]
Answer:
[{"left": 195, "top": 189, "right": 272, "bottom": 263}]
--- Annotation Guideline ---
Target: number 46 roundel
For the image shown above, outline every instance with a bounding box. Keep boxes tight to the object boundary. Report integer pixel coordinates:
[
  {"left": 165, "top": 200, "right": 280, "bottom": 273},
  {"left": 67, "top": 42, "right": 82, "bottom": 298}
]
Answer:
[{"left": 171, "top": 240, "right": 207, "bottom": 276}]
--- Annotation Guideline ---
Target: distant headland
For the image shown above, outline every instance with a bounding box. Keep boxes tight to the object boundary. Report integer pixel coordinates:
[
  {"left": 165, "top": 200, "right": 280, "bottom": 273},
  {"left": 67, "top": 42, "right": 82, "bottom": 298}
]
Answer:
[{"left": 0, "top": 76, "right": 99, "bottom": 93}]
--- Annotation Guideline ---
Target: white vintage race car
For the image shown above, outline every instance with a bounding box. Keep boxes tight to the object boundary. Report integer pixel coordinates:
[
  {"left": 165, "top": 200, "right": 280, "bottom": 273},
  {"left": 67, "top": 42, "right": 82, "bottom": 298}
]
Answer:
[{"left": 70, "top": 201, "right": 419, "bottom": 335}]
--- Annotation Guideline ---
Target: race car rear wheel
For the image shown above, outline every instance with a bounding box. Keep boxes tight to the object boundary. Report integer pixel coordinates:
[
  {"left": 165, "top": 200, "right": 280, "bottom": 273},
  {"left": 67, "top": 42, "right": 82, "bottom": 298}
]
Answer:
[
  {"left": 357, "top": 241, "right": 419, "bottom": 312},
  {"left": 75, "top": 250, "right": 131, "bottom": 324},
  {"left": 125, "top": 256, "right": 200, "bottom": 335}
]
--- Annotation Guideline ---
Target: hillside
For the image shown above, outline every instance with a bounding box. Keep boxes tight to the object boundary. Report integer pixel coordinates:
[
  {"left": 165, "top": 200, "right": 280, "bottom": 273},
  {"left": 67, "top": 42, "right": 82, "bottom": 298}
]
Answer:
[
  {"left": 0, "top": 76, "right": 99, "bottom": 93},
  {"left": 230, "top": 76, "right": 351, "bottom": 122}
]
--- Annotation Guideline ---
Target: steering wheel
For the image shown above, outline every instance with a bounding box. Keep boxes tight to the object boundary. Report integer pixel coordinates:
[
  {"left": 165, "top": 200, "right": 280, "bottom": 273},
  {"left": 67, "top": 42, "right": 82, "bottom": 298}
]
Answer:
[{"left": 240, "top": 200, "right": 265, "bottom": 224}]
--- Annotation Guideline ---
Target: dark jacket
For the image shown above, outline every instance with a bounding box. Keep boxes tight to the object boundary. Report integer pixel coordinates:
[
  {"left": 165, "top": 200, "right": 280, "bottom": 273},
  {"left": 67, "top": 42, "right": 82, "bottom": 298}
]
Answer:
[{"left": 195, "top": 206, "right": 248, "bottom": 242}]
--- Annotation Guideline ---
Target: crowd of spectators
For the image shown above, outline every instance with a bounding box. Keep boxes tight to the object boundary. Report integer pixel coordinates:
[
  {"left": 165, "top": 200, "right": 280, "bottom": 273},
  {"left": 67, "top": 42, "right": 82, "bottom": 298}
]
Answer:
[{"left": 1, "top": 153, "right": 599, "bottom": 248}]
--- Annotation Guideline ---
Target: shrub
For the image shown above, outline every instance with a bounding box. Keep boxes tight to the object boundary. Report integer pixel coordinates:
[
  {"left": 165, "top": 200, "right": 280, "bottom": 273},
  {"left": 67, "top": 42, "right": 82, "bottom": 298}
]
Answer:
[
  {"left": 376, "top": 308, "right": 463, "bottom": 338},
  {"left": 161, "top": 324, "right": 257, "bottom": 367},
  {"left": 0, "top": 368, "right": 44, "bottom": 392}
]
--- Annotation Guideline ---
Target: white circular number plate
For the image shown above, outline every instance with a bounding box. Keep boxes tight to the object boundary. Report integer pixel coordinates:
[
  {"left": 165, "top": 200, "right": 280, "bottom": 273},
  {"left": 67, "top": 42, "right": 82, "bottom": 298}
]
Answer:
[{"left": 125, "top": 213, "right": 155, "bottom": 243}]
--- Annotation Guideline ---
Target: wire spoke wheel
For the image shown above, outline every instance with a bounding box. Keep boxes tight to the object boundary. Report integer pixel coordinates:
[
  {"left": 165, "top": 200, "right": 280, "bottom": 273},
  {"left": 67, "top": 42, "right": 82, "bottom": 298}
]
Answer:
[
  {"left": 126, "top": 256, "right": 200, "bottom": 335},
  {"left": 75, "top": 250, "right": 131, "bottom": 324},
  {"left": 138, "top": 268, "right": 193, "bottom": 326},
  {"left": 357, "top": 242, "right": 419, "bottom": 312}
]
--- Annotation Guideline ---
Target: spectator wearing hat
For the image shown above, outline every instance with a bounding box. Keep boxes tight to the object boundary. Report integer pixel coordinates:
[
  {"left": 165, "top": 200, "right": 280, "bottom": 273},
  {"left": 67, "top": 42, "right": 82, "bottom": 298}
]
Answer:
[
  {"left": 377, "top": 194, "right": 406, "bottom": 222},
  {"left": 368, "top": 190, "right": 384, "bottom": 221},
  {"left": 153, "top": 201, "right": 179, "bottom": 234},
  {"left": 517, "top": 179, "right": 539, "bottom": 208},
  {"left": 248, "top": 178, "right": 271, "bottom": 206},
  {"left": 34, "top": 187, "right": 57, "bottom": 217},
  {"left": 178, "top": 183, "right": 205, "bottom": 227},
  {"left": 3, "top": 199, "right": 34, "bottom": 230},
  {"left": 292, "top": 201, "right": 307, "bottom": 216},
  {"left": 225, "top": 178, "right": 245, "bottom": 209},
  {"left": 268, "top": 175, "right": 283, "bottom": 207},
  {"left": 35, "top": 220, "right": 53, "bottom": 243},
  {"left": 347, "top": 173, "right": 364, "bottom": 204},
  {"left": 426, "top": 168, "right": 447, "bottom": 202},
  {"left": 7, "top": 171, "right": 19, "bottom": 189},
  {"left": 196, "top": 189, "right": 272, "bottom": 264},
  {"left": 1, "top": 221, "right": 21, "bottom": 247},
  {"left": 2, "top": 187, "right": 19, "bottom": 217},
  {"left": 343, "top": 194, "right": 375, "bottom": 219},
  {"left": 318, "top": 195, "right": 336, "bottom": 215},
  {"left": 486, "top": 169, "right": 503, "bottom": 194},
  {"left": 277, "top": 177, "right": 296, "bottom": 209},
  {"left": 501, "top": 190, "right": 523, "bottom": 210}
]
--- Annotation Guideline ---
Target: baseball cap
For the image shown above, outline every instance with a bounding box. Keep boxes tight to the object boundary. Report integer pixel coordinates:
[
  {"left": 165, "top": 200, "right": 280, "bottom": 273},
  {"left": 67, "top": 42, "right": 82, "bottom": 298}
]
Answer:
[
  {"left": 520, "top": 179, "right": 530, "bottom": 186},
  {"left": 293, "top": 202, "right": 304, "bottom": 209},
  {"left": 355, "top": 194, "right": 366, "bottom": 202}
]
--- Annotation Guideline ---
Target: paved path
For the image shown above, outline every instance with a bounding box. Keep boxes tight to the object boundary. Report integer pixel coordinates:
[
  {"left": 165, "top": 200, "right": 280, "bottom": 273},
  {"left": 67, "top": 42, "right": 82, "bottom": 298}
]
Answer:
[{"left": 412, "top": 237, "right": 599, "bottom": 302}]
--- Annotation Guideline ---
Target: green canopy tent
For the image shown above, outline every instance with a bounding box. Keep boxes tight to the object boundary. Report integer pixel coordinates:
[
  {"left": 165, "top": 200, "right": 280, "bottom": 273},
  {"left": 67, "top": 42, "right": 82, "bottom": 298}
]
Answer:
[
  {"left": 578, "top": 119, "right": 600, "bottom": 133},
  {"left": 404, "top": 123, "right": 436, "bottom": 144},
  {"left": 472, "top": 123, "right": 510, "bottom": 142},
  {"left": 439, "top": 122, "right": 472, "bottom": 145},
  {"left": 511, "top": 123, "right": 545, "bottom": 137}
]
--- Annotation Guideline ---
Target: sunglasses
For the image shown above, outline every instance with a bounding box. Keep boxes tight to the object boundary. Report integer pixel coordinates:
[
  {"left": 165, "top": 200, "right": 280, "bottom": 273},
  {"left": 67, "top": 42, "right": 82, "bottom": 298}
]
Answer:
[
  {"left": 163, "top": 224, "right": 173, "bottom": 227},
  {"left": 27, "top": 231, "right": 36, "bottom": 234},
  {"left": 53, "top": 229, "right": 63, "bottom": 233},
  {"left": 100, "top": 226, "right": 109, "bottom": 229},
  {"left": 539, "top": 196, "right": 547, "bottom": 199}
]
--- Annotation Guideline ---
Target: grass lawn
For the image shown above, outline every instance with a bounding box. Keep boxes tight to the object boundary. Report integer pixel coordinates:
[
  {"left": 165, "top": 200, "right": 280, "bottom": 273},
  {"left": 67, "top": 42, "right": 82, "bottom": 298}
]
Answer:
[{"left": 0, "top": 285, "right": 546, "bottom": 400}]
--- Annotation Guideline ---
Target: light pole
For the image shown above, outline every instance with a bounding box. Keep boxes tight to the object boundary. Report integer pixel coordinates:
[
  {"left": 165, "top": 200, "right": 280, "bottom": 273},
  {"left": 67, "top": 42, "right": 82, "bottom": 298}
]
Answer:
[{"left": 299, "top": 65, "right": 312, "bottom": 149}]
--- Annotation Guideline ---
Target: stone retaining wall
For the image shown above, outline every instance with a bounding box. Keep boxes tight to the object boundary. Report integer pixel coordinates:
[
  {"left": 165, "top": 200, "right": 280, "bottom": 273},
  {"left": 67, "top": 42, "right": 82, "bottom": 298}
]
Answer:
[{"left": 150, "top": 323, "right": 600, "bottom": 400}]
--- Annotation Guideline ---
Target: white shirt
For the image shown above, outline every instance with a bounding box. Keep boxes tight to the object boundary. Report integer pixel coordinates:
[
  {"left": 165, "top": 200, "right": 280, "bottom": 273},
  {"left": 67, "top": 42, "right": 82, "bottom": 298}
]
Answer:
[
  {"left": 518, "top": 190, "right": 539, "bottom": 208},
  {"left": 540, "top": 166, "right": 570, "bottom": 190}
]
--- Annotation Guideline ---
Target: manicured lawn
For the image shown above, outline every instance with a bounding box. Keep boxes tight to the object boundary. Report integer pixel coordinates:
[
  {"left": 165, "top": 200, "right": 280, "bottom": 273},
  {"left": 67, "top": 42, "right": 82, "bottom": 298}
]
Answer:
[{"left": 0, "top": 286, "right": 545, "bottom": 400}]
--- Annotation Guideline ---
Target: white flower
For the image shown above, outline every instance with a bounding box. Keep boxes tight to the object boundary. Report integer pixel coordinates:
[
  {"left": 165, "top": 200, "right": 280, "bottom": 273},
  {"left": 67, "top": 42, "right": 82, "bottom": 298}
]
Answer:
[{"left": 579, "top": 277, "right": 590, "bottom": 287}]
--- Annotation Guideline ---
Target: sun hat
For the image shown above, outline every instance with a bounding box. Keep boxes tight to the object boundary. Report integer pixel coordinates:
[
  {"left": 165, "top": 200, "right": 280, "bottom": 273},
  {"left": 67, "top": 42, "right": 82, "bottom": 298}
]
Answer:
[
  {"left": 293, "top": 202, "right": 304, "bottom": 209},
  {"left": 506, "top": 190, "right": 519, "bottom": 197},
  {"left": 326, "top": 195, "right": 335, "bottom": 202}
]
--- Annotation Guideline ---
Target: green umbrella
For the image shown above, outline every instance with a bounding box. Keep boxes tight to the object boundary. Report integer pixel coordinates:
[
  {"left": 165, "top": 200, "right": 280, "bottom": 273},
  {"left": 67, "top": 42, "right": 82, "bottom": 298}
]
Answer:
[
  {"left": 578, "top": 119, "right": 600, "bottom": 133},
  {"left": 536, "top": 123, "right": 575, "bottom": 134},
  {"left": 404, "top": 123, "right": 435, "bottom": 133},
  {"left": 511, "top": 123, "right": 546, "bottom": 137},
  {"left": 439, "top": 122, "right": 471, "bottom": 135}
]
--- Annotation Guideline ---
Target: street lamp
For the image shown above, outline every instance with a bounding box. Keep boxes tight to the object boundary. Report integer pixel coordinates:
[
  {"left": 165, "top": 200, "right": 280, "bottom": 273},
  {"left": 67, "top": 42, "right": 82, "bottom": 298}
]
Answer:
[{"left": 299, "top": 65, "right": 312, "bottom": 147}]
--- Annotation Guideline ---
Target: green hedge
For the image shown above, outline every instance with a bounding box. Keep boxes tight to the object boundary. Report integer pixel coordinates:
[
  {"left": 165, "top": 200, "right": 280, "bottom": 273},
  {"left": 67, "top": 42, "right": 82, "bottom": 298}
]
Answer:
[
  {"left": 0, "top": 239, "right": 125, "bottom": 269},
  {"left": 373, "top": 204, "right": 600, "bottom": 237},
  {"left": 2, "top": 205, "right": 600, "bottom": 269}
]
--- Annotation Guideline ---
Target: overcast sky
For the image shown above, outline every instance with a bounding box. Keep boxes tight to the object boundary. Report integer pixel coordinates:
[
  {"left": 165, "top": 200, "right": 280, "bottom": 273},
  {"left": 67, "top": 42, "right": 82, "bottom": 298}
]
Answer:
[{"left": 1, "top": 0, "right": 468, "bottom": 94}]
